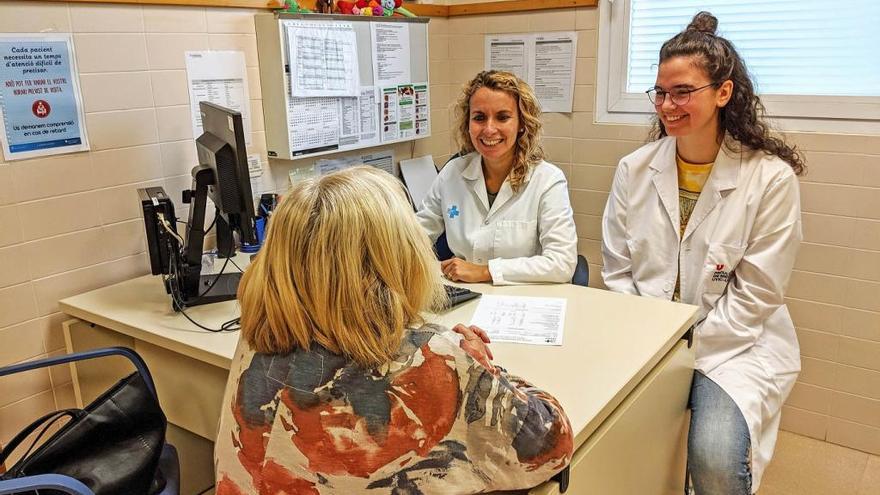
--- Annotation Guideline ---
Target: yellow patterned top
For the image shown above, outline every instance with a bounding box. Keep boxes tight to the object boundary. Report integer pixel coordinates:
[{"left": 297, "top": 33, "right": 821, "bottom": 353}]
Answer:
[{"left": 675, "top": 153, "right": 714, "bottom": 301}]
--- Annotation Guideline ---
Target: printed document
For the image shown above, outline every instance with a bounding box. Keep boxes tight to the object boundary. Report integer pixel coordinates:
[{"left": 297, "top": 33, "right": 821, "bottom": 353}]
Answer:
[
  {"left": 371, "top": 22, "right": 411, "bottom": 86},
  {"left": 485, "top": 34, "right": 532, "bottom": 84},
  {"left": 285, "top": 20, "right": 359, "bottom": 97},
  {"left": 185, "top": 51, "right": 252, "bottom": 145},
  {"left": 470, "top": 295, "right": 566, "bottom": 346}
]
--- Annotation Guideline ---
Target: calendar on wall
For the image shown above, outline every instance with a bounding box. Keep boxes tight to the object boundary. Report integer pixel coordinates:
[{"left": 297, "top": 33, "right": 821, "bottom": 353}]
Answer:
[{"left": 255, "top": 13, "right": 431, "bottom": 161}]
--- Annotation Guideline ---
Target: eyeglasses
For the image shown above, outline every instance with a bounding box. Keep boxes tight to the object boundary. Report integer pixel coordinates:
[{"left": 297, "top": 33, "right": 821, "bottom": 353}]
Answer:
[{"left": 646, "top": 83, "right": 717, "bottom": 106}]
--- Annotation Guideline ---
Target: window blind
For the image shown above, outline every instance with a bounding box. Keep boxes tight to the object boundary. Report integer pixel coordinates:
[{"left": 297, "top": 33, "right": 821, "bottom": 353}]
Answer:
[{"left": 626, "top": 0, "right": 880, "bottom": 97}]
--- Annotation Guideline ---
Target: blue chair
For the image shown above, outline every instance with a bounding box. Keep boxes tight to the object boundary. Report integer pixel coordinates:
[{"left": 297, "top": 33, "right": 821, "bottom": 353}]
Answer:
[
  {"left": 0, "top": 347, "right": 180, "bottom": 495},
  {"left": 572, "top": 254, "right": 590, "bottom": 287}
]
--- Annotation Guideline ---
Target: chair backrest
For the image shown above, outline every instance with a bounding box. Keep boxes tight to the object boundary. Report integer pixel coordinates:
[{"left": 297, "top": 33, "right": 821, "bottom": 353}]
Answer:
[
  {"left": 0, "top": 473, "right": 94, "bottom": 495},
  {"left": 572, "top": 255, "right": 589, "bottom": 287}
]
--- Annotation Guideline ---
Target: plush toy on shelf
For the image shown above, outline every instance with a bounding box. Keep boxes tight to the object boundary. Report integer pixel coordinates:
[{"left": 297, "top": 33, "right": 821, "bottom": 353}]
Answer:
[{"left": 336, "top": 0, "right": 415, "bottom": 17}]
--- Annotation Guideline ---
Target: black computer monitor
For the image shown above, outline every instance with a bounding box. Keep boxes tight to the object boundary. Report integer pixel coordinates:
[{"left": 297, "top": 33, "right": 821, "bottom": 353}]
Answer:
[{"left": 195, "top": 101, "right": 257, "bottom": 248}]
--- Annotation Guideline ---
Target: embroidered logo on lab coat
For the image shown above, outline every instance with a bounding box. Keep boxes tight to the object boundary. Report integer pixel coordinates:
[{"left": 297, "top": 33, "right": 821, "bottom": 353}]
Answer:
[
  {"left": 712, "top": 264, "right": 729, "bottom": 283},
  {"left": 447, "top": 205, "right": 460, "bottom": 219}
]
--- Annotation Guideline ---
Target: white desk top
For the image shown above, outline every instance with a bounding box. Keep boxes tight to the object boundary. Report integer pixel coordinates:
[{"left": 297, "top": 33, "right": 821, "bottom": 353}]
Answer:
[{"left": 59, "top": 275, "right": 697, "bottom": 449}]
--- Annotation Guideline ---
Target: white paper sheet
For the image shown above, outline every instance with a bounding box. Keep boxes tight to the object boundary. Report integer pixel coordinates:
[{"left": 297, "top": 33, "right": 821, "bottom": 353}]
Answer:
[
  {"left": 288, "top": 95, "right": 339, "bottom": 154},
  {"left": 533, "top": 32, "right": 577, "bottom": 113},
  {"left": 315, "top": 149, "right": 395, "bottom": 176},
  {"left": 399, "top": 155, "right": 437, "bottom": 209},
  {"left": 185, "top": 51, "right": 252, "bottom": 145},
  {"left": 485, "top": 34, "right": 532, "bottom": 84},
  {"left": 286, "top": 20, "right": 359, "bottom": 97},
  {"left": 371, "top": 22, "right": 411, "bottom": 87},
  {"left": 380, "top": 86, "right": 400, "bottom": 141},
  {"left": 337, "top": 86, "right": 380, "bottom": 150},
  {"left": 469, "top": 295, "right": 566, "bottom": 346},
  {"left": 357, "top": 86, "right": 380, "bottom": 147}
]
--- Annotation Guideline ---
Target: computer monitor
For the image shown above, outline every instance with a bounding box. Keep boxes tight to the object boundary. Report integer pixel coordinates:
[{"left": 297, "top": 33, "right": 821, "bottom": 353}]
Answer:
[{"left": 195, "top": 101, "right": 257, "bottom": 248}]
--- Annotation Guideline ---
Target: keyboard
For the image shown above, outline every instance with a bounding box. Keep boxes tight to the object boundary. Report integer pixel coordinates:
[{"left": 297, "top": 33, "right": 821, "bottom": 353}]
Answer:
[{"left": 444, "top": 284, "right": 481, "bottom": 308}]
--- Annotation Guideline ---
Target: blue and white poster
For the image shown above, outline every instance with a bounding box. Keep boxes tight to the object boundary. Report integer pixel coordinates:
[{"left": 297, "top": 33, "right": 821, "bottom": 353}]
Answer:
[{"left": 0, "top": 34, "right": 88, "bottom": 161}]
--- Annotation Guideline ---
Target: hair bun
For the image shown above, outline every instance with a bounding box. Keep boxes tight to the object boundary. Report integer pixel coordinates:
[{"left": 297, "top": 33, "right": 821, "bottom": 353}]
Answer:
[{"left": 687, "top": 11, "right": 718, "bottom": 34}]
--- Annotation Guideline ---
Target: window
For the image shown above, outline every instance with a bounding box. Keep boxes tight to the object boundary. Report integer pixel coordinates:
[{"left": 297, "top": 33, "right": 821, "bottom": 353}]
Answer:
[{"left": 596, "top": 0, "right": 880, "bottom": 132}]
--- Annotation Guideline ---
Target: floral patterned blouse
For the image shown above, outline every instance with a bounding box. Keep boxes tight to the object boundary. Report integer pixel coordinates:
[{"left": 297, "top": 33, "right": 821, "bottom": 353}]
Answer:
[{"left": 215, "top": 324, "right": 573, "bottom": 494}]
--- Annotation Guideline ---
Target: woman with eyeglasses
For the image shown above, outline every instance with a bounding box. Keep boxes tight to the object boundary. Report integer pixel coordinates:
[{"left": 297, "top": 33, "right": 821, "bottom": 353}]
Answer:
[{"left": 601, "top": 11, "right": 805, "bottom": 495}]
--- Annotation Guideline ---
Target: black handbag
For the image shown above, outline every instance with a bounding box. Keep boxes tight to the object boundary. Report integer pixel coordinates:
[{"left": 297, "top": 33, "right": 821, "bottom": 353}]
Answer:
[{"left": 0, "top": 348, "right": 167, "bottom": 495}]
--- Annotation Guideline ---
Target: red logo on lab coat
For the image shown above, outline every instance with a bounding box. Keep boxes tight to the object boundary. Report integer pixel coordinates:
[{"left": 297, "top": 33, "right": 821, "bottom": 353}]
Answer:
[
  {"left": 715, "top": 264, "right": 725, "bottom": 271},
  {"left": 32, "top": 100, "right": 50, "bottom": 118}
]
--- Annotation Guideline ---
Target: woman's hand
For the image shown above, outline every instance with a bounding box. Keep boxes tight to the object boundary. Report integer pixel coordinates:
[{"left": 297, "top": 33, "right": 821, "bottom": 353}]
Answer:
[
  {"left": 452, "top": 324, "right": 496, "bottom": 373},
  {"left": 441, "top": 258, "right": 491, "bottom": 283}
]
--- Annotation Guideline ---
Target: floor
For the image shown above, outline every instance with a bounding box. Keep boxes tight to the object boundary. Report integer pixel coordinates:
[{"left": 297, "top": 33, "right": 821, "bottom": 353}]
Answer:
[{"left": 759, "top": 431, "right": 880, "bottom": 495}]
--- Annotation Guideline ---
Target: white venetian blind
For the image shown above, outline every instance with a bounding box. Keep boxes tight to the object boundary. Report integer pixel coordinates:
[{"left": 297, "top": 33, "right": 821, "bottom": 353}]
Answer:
[{"left": 626, "top": 0, "right": 880, "bottom": 97}]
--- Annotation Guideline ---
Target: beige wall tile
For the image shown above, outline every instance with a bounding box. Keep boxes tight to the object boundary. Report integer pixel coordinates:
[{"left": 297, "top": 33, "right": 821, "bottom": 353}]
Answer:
[
  {"left": 46, "top": 350, "right": 72, "bottom": 386},
  {"left": 0, "top": 283, "right": 38, "bottom": 329},
  {"left": 780, "top": 405, "right": 828, "bottom": 440},
  {"left": 86, "top": 109, "right": 158, "bottom": 151},
  {"left": 835, "top": 364, "right": 880, "bottom": 400},
  {"left": 841, "top": 308, "right": 880, "bottom": 343},
  {"left": 448, "top": 16, "right": 486, "bottom": 35},
  {"left": 0, "top": 391, "right": 56, "bottom": 446},
  {"left": 543, "top": 137, "right": 572, "bottom": 164},
  {"left": 827, "top": 418, "right": 880, "bottom": 455},
  {"left": 786, "top": 270, "right": 849, "bottom": 306},
  {"left": 573, "top": 213, "right": 602, "bottom": 240},
  {"left": 570, "top": 189, "right": 608, "bottom": 216},
  {"left": 430, "top": 84, "right": 451, "bottom": 112},
  {"left": 0, "top": 166, "right": 14, "bottom": 206},
  {"left": 38, "top": 313, "right": 68, "bottom": 354},
  {"left": 247, "top": 66, "right": 262, "bottom": 100},
  {"left": 572, "top": 112, "right": 649, "bottom": 141},
  {"left": 11, "top": 153, "right": 94, "bottom": 203},
  {"left": 80, "top": 72, "right": 154, "bottom": 113},
  {"left": 572, "top": 138, "right": 641, "bottom": 166},
  {"left": 575, "top": 8, "right": 599, "bottom": 30},
  {"left": 787, "top": 132, "right": 880, "bottom": 154},
  {"left": 428, "top": 17, "right": 448, "bottom": 36},
  {"left": 143, "top": 6, "right": 207, "bottom": 33},
  {"left": 249, "top": 99, "right": 264, "bottom": 133},
  {"left": 802, "top": 212, "right": 855, "bottom": 248},
  {"left": 0, "top": 206, "right": 23, "bottom": 248},
  {"left": 852, "top": 219, "right": 880, "bottom": 252},
  {"left": 578, "top": 239, "right": 603, "bottom": 268},
  {"left": 74, "top": 34, "right": 149, "bottom": 73},
  {"left": 54, "top": 382, "right": 77, "bottom": 410},
  {"left": 429, "top": 35, "right": 449, "bottom": 61},
  {"left": 0, "top": 1, "right": 70, "bottom": 33},
  {"left": 32, "top": 254, "right": 149, "bottom": 316},
  {"left": 541, "top": 113, "right": 573, "bottom": 138},
  {"left": 796, "top": 328, "right": 840, "bottom": 361},
  {"left": 208, "top": 34, "right": 259, "bottom": 67},
  {"left": 431, "top": 108, "right": 450, "bottom": 134},
  {"left": 90, "top": 144, "right": 163, "bottom": 189},
  {"left": 160, "top": 139, "right": 199, "bottom": 178},
  {"left": 786, "top": 382, "right": 833, "bottom": 415},
  {"left": 18, "top": 192, "right": 100, "bottom": 242},
  {"left": 576, "top": 30, "right": 598, "bottom": 57},
  {"left": 570, "top": 164, "right": 615, "bottom": 192},
  {"left": 0, "top": 318, "right": 46, "bottom": 366},
  {"left": 0, "top": 244, "right": 30, "bottom": 290},
  {"left": 163, "top": 175, "right": 198, "bottom": 211},
  {"left": 70, "top": 3, "right": 144, "bottom": 33},
  {"left": 839, "top": 337, "right": 880, "bottom": 372},
  {"left": 572, "top": 85, "right": 594, "bottom": 112},
  {"left": 0, "top": 356, "right": 51, "bottom": 406},
  {"left": 802, "top": 151, "right": 874, "bottom": 187},
  {"left": 206, "top": 8, "right": 257, "bottom": 33},
  {"left": 846, "top": 279, "right": 880, "bottom": 312},
  {"left": 449, "top": 35, "right": 483, "bottom": 61},
  {"left": 800, "top": 182, "right": 880, "bottom": 220},
  {"left": 25, "top": 228, "right": 107, "bottom": 280},
  {"left": 831, "top": 392, "right": 880, "bottom": 429},
  {"left": 146, "top": 34, "right": 209, "bottom": 70},
  {"left": 485, "top": 12, "right": 530, "bottom": 34},
  {"left": 103, "top": 220, "right": 147, "bottom": 261},
  {"left": 430, "top": 60, "right": 452, "bottom": 85},
  {"left": 786, "top": 298, "right": 842, "bottom": 334},
  {"left": 452, "top": 60, "right": 484, "bottom": 87},
  {"left": 858, "top": 456, "right": 880, "bottom": 495},
  {"left": 156, "top": 105, "right": 194, "bottom": 142},
  {"left": 799, "top": 357, "right": 838, "bottom": 389},
  {"left": 575, "top": 57, "right": 597, "bottom": 86},
  {"left": 95, "top": 179, "right": 163, "bottom": 225},
  {"left": 794, "top": 242, "right": 851, "bottom": 277},
  {"left": 529, "top": 9, "right": 576, "bottom": 32}
]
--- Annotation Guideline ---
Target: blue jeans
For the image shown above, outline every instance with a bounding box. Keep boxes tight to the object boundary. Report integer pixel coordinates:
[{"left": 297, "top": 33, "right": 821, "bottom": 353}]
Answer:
[{"left": 687, "top": 371, "right": 752, "bottom": 495}]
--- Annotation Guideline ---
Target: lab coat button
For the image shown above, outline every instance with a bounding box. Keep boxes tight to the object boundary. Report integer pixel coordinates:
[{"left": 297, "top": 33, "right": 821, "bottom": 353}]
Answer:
[
  {"left": 663, "top": 282, "right": 672, "bottom": 292},
  {"left": 484, "top": 220, "right": 490, "bottom": 225}
]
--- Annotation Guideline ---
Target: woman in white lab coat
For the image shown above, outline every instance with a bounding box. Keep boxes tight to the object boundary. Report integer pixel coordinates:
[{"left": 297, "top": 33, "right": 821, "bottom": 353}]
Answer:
[
  {"left": 417, "top": 71, "right": 577, "bottom": 285},
  {"left": 601, "top": 12, "right": 805, "bottom": 494}
]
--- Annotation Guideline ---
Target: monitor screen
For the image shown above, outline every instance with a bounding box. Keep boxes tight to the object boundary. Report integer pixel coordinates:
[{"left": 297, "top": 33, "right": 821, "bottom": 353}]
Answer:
[{"left": 195, "top": 101, "right": 257, "bottom": 245}]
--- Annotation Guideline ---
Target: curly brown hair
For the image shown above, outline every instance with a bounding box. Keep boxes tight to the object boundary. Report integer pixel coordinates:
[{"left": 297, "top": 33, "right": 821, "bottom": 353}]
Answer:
[
  {"left": 649, "top": 11, "right": 805, "bottom": 175},
  {"left": 454, "top": 71, "right": 545, "bottom": 192}
]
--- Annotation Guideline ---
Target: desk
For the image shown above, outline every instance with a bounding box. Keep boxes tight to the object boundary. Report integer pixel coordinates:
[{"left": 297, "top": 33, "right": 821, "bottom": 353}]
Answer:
[{"left": 60, "top": 276, "right": 697, "bottom": 495}]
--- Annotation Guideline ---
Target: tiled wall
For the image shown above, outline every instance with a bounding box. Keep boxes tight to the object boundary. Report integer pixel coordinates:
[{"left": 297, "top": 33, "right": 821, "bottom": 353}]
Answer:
[{"left": 0, "top": 2, "right": 877, "bottom": 461}]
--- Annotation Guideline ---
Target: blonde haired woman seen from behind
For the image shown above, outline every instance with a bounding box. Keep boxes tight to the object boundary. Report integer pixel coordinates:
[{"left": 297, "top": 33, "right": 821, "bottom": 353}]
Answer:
[
  {"left": 417, "top": 70, "right": 577, "bottom": 285},
  {"left": 215, "top": 166, "right": 572, "bottom": 494}
]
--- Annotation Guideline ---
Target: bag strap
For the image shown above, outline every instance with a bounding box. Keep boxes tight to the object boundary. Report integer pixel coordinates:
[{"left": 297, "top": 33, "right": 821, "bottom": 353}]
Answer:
[{"left": 0, "top": 409, "right": 81, "bottom": 467}]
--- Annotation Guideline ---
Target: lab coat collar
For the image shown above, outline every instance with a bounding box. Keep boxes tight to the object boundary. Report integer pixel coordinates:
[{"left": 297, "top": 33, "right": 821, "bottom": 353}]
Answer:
[
  {"left": 650, "top": 138, "right": 681, "bottom": 239},
  {"left": 461, "top": 152, "right": 534, "bottom": 217},
  {"left": 682, "top": 136, "right": 742, "bottom": 242}
]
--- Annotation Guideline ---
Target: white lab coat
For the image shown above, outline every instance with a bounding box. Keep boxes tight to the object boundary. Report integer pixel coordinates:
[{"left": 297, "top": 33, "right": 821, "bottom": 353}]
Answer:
[
  {"left": 601, "top": 136, "right": 801, "bottom": 492},
  {"left": 416, "top": 152, "right": 577, "bottom": 285}
]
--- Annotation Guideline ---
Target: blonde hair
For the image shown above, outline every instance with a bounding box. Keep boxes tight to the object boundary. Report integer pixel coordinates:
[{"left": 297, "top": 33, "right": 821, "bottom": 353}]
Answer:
[
  {"left": 237, "top": 166, "right": 445, "bottom": 367},
  {"left": 454, "top": 70, "right": 544, "bottom": 192}
]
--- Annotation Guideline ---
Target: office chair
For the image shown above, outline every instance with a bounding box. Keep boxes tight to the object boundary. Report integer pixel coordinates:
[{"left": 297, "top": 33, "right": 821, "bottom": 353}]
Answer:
[
  {"left": 572, "top": 254, "right": 589, "bottom": 287},
  {"left": 0, "top": 348, "right": 180, "bottom": 495}
]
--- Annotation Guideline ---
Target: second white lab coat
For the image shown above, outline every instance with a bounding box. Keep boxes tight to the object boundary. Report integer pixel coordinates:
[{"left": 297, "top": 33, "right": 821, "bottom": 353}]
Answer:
[
  {"left": 417, "top": 152, "right": 577, "bottom": 285},
  {"left": 601, "top": 136, "right": 802, "bottom": 492}
]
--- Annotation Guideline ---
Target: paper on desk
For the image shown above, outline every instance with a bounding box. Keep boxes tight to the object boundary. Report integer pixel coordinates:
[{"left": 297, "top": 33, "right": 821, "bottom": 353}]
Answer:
[{"left": 470, "top": 295, "right": 566, "bottom": 346}]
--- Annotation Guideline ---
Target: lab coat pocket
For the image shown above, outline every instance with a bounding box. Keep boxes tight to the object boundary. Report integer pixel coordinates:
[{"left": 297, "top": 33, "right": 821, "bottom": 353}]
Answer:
[
  {"left": 493, "top": 220, "right": 538, "bottom": 259},
  {"left": 703, "top": 243, "right": 747, "bottom": 294}
]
